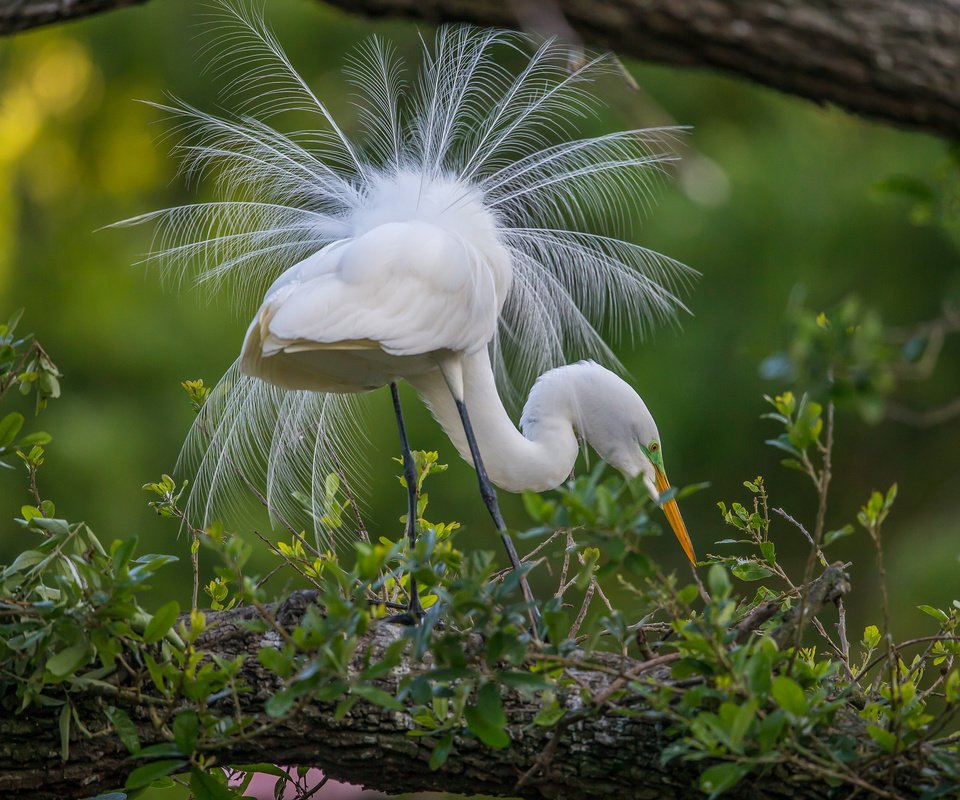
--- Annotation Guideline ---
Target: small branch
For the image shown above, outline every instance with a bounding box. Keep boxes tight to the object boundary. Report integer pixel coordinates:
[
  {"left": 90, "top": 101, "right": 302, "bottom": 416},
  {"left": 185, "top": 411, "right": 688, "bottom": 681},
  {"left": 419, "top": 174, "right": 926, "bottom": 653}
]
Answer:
[
  {"left": 773, "top": 507, "right": 826, "bottom": 566},
  {"left": 731, "top": 601, "right": 780, "bottom": 643},
  {"left": 568, "top": 577, "right": 596, "bottom": 638},
  {"left": 772, "top": 563, "right": 851, "bottom": 649}
]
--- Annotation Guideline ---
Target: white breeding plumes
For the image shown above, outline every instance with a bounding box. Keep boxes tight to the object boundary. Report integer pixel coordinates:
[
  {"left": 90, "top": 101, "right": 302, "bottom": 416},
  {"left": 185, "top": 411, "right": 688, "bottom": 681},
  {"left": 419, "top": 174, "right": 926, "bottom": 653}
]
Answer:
[{"left": 120, "top": 2, "right": 696, "bottom": 553}]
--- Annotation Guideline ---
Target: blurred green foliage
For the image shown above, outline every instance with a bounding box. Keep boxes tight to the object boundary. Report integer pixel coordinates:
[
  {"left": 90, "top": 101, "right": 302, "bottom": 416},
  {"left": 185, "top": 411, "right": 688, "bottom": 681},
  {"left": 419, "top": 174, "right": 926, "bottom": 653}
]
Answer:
[{"left": 0, "top": 0, "right": 957, "bottom": 654}]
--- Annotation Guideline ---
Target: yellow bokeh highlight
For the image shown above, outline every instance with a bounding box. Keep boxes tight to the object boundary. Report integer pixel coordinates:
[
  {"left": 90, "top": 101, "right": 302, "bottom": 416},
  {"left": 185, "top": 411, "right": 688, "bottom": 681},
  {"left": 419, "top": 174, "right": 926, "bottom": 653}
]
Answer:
[
  {"left": 0, "top": 85, "right": 41, "bottom": 164},
  {"left": 28, "top": 38, "right": 95, "bottom": 115},
  {"left": 0, "top": 33, "right": 107, "bottom": 295}
]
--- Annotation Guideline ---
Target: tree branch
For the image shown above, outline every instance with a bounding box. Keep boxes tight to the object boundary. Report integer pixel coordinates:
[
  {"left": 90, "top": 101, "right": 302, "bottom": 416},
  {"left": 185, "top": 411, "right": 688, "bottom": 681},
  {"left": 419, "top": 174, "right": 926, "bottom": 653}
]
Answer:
[
  {"left": 2, "top": 565, "right": 925, "bottom": 800},
  {"left": 0, "top": 0, "right": 146, "bottom": 33},
  {"left": 3, "top": 1, "right": 959, "bottom": 140},
  {"left": 322, "top": 0, "right": 960, "bottom": 141}
]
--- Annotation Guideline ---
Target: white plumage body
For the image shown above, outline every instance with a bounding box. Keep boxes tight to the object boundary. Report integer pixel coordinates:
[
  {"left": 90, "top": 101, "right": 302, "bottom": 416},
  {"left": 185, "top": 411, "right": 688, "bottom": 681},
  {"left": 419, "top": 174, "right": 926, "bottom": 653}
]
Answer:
[{"left": 124, "top": 7, "right": 696, "bottom": 560}]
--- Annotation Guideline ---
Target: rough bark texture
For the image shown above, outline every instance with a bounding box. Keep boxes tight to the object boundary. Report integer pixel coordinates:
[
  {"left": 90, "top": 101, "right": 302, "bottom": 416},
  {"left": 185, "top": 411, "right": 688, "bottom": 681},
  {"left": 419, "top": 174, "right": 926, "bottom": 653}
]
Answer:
[
  {"left": 324, "top": 0, "right": 960, "bottom": 140},
  {"left": 0, "top": 565, "right": 928, "bottom": 800}
]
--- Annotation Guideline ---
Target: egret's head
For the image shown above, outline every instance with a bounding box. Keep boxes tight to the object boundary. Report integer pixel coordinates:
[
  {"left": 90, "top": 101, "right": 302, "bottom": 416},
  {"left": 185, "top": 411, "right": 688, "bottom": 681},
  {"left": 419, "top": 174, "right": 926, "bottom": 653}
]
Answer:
[
  {"left": 523, "top": 361, "right": 696, "bottom": 564},
  {"left": 600, "top": 422, "right": 696, "bottom": 566},
  {"left": 554, "top": 363, "right": 696, "bottom": 565}
]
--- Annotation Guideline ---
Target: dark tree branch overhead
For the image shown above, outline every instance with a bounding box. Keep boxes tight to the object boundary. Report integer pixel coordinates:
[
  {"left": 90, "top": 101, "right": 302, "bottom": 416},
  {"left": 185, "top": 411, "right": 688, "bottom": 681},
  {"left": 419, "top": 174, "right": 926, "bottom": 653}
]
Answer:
[
  {"left": 1, "top": 565, "right": 929, "bottom": 800},
  {"left": 323, "top": 0, "right": 960, "bottom": 140},
  {"left": 2, "top": 0, "right": 959, "bottom": 140},
  {"left": 0, "top": 0, "right": 146, "bottom": 34}
]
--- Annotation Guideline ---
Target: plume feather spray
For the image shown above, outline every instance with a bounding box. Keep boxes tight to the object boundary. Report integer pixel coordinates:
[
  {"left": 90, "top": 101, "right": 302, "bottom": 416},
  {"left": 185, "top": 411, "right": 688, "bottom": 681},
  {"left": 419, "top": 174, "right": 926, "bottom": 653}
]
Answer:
[{"left": 119, "top": 2, "right": 695, "bottom": 548}]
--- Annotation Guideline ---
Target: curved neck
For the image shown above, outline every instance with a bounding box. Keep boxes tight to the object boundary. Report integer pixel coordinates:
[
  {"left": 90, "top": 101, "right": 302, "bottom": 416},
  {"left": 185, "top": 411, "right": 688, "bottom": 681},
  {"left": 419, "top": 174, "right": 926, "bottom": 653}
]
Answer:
[{"left": 409, "top": 350, "right": 579, "bottom": 493}]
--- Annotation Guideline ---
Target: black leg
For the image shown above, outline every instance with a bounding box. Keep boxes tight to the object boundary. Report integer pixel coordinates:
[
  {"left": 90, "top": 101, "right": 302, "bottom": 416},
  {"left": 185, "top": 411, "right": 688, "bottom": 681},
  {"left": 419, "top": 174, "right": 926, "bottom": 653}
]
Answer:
[
  {"left": 389, "top": 382, "right": 424, "bottom": 623},
  {"left": 454, "top": 398, "right": 541, "bottom": 625}
]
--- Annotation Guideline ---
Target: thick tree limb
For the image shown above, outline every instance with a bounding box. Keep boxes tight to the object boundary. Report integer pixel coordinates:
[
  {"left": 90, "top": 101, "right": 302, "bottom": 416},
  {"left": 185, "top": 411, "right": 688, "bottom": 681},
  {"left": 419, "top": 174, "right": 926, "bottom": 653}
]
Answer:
[
  {"left": 0, "top": 563, "right": 931, "bottom": 800},
  {"left": 3, "top": 1, "right": 959, "bottom": 141},
  {"left": 3, "top": 1, "right": 959, "bottom": 139},
  {"left": 323, "top": 0, "right": 960, "bottom": 140}
]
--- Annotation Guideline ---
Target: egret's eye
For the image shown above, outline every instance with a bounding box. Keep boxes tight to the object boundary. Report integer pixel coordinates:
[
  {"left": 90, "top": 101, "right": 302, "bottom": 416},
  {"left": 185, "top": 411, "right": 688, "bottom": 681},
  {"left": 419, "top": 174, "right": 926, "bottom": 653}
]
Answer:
[{"left": 649, "top": 441, "right": 659, "bottom": 452}]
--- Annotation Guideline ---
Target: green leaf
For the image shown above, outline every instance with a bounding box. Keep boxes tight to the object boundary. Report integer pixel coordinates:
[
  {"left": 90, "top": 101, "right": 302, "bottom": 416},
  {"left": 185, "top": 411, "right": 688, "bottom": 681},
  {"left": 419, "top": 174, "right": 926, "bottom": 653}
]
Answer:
[
  {"left": 945, "top": 669, "right": 959, "bottom": 704},
  {"left": 334, "top": 696, "right": 358, "bottom": 721},
  {"left": 59, "top": 703, "right": 71, "bottom": 762},
  {"left": 464, "top": 683, "right": 510, "bottom": 749},
  {"left": 498, "top": 671, "right": 551, "bottom": 692},
  {"left": 143, "top": 601, "right": 180, "bottom": 644},
  {"left": 918, "top": 605, "right": 949, "bottom": 624},
  {"left": 124, "top": 760, "right": 186, "bottom": 790},
  {"left": 757, "top": 710, "right": 786, "bottom": 752},
  {"left": 867, "top": 725, "right": 897, "bottom": 753},
  {"left": 189, "top": 767, "right": 235, "bottom": 800},
  {"left": 46, "top": 644, "right": 92, "bottom": 679},
  {"left": 16, "top": 431, "right": 51, "bottom": 447},
  {"left": 533, "top": 698, "right": 565, "bottom": 727},
  {"left": 745, "top": 649, "right": 772, "bottom": 696},
  {"left": 172, "top": 710, "right": 199, "bottom": 755},
  {"left": 105, "top": 706, "right": 140, "bottom": 754},
  {"left": 707, "top": 564, "right": 731, "bottom": 598},
  {"left": 542, "top": 609, "right": 569, "bottom": 647},
  {"left": 1, "top": 549, "right": 45, "bottom": 576},
  {"left": 231, "top": 763, "right": 290, "bottom": 780},
  {"left": 765, "top": 435, "right": 801, "bottom": 458},
  {"left": 862, "top": 625, "right": 881, "bottom": 650},
  {"left": 771, "top": 676, "right": 807, "bottom": 718},
  {"left": 429, "top": 734, "right": 454, "bottom": 770},
  {"left": 4, "top": 307, "right": 24, "bottom": 333},
  {"left": 731, "top": 561, "right": 774, "bottom": 581},
  {"left": 759, "top": 541, "right": 776, "bottom": 564},
  {"left": 265, "top": 688, "right": 297, "bottom": 718},
  {"left": 728, "top": 699, "right": 758, "bottom": 751},
  {"left": 111, "top": 535, "right": 138, "bottom": 567},
  {"left": 699, "top": 762, "right": 750, "bottom": 798},
  {"left": 353, "top": 684, "right": 403, "bottom": 711},
  {"left": 0, "top": 412, "right": 24, "bottom": 447},
  {"left": 824, "top": 526, "right": 854, "bottom": 547},
  {"left": 136, "top": 743, "right": 185, "bottom": 758}
]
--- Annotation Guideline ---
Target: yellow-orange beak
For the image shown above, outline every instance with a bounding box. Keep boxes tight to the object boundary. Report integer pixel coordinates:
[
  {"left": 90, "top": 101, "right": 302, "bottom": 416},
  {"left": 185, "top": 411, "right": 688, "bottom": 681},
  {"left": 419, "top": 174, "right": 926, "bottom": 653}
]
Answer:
[{"left": 654, "top": 467, "right": 697, "bottom": 564}]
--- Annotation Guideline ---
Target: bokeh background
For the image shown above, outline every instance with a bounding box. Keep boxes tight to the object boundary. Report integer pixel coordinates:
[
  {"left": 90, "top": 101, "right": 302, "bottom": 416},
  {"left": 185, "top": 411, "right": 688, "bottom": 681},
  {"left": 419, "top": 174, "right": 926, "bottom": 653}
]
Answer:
[{"left": 0, "top": 4, "right": 958, "bottom": 791}]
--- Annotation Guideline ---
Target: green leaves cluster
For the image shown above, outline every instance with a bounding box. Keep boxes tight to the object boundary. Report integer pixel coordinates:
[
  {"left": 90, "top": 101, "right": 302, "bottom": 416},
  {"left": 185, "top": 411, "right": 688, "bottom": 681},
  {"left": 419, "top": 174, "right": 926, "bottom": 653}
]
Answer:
[
  {"left": 0, "top": 309, "right": 57, "bottom": 470},
  {"left": 0, "top": 513, "right": 178, "bottom": 719},
  {"left": 760, "top": 294, "right": 955, "bottom": 425},
  {"left": 0, "top": 317, "right": 958, "bottom": 800}
]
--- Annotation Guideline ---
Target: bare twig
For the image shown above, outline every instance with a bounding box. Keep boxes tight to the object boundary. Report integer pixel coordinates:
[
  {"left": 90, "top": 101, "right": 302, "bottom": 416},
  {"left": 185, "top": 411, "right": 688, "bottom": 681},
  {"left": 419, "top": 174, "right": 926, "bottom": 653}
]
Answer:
[
  {"left": 568, "top": 578, "right": 596, "bottom": 638},
  {"left": 774, "top": 507, "right": 827, "bottom": 566},
  {"left": 591, "top": 653, "right": 681, "bottom": 706},
  {"left": 790, "top": 401, "right": 834, "bottom": 665}
]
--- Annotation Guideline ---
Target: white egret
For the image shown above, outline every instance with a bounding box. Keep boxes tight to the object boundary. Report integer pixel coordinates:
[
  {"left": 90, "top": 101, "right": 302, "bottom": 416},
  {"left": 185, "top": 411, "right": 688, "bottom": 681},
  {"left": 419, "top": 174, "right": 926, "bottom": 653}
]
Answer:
[{"left": 123, "top": 5, "right": 697, "bottom": 619}]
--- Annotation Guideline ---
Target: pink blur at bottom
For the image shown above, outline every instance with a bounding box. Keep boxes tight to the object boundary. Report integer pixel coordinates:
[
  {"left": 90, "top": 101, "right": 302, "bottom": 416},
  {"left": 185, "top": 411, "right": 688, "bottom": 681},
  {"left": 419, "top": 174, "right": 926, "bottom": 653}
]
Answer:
[{"left": 231, "top": 768, "right": 372, "bottom": 799}]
